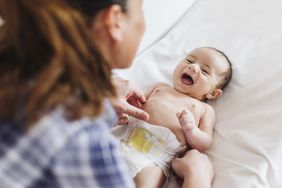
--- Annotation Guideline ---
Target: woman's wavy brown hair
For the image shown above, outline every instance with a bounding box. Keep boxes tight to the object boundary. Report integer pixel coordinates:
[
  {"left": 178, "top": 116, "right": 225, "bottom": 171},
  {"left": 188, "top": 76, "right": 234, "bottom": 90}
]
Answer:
[{"left": 0, "top": 0, "right": 118, "bottom": 126}]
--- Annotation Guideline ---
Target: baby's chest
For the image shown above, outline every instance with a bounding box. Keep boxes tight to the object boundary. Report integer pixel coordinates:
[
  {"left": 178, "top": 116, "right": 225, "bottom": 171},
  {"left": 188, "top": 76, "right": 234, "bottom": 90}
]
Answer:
[{"left": 148, "top": 88, "right": 203, "bottom": 116}]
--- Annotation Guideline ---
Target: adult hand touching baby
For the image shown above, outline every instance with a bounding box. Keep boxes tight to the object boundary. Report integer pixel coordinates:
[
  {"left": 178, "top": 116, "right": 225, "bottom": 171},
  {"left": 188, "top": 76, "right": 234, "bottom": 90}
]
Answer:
[
  {"left": 172, "top": 149, "right": 214, "bottom": 188},
  {"left": 112, "top": 78, "right": 150, "bottom": 124}
]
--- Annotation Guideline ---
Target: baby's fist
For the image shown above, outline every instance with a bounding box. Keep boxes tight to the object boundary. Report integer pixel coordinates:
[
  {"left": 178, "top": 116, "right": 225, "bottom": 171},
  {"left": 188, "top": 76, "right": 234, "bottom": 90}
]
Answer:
[{"left": 176, "top": 110, "right": 196, "bottom": 131}]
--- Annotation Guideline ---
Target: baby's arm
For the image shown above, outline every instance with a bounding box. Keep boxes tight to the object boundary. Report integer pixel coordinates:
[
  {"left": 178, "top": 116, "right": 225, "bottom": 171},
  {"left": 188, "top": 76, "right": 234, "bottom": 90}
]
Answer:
[
  {"left": 143, "top": 82, "right": 166, "bottom": 100},
  {"left": 177, "top": 104, "right": 215, "bottom": 152}
]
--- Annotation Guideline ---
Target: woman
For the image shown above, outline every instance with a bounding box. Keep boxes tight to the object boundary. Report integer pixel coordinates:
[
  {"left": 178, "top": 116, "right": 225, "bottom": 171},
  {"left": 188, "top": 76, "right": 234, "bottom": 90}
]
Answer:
[{"left": 0, "top": 0, "right": 213, "bottom": 187}]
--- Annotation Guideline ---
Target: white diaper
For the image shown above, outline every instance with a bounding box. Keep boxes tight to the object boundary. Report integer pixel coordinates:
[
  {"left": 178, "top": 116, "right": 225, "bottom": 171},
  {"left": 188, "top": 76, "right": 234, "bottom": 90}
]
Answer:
[{"left": 111, "top": 117, "right": 182, "bottom": 178}]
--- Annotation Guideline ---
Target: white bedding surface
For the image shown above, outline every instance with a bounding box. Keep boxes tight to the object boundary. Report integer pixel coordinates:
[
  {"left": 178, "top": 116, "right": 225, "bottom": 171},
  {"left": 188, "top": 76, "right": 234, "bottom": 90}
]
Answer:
[
  {"left": 138, "top": 0, "right": 196, "bottom": 54},
  {"left": 115, "top": 0, "right": 282, "bottom": 187}
]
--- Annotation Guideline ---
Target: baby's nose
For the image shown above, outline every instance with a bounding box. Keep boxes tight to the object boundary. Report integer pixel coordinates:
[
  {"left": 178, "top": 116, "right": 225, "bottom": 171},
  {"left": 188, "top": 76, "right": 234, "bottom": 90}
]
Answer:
[{"left": 189, "top": 64, "right": 199, "bottom": 73}]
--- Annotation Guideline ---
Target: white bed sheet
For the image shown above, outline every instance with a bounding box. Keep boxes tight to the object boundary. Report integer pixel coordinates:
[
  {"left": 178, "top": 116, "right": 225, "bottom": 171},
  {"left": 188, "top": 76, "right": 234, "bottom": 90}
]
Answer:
[
  {"left": 138, "top": 0, "right": 197, "bottom": 54},
  {"left": 115, "top": 0, "right": 282, "bottom": 187}
]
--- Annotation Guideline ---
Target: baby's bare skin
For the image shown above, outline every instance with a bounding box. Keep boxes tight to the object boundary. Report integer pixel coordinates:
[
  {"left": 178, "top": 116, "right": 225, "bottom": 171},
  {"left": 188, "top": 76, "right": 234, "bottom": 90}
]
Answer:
[
  {"left": 142, "top": 83, "right": 211, "bottom": 146},
  {"left": 131, "top": 47, "right": 231, "bottom": 188}
]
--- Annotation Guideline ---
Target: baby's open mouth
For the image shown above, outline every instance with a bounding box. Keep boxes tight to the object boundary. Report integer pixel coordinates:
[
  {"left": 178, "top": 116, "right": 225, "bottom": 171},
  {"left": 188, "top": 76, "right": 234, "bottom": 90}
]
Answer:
[{"left": 181, "top": 73, "right": 194, "bottom": 85}]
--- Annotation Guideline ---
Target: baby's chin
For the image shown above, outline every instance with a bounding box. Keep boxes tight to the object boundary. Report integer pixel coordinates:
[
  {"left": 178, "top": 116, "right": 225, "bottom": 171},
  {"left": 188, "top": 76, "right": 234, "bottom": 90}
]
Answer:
[
  {"left": 174, "top": 84, "right": 191, "bottom": 95},
  {"left": 173, "top": 85, "right": 205, "bottom": 100}
]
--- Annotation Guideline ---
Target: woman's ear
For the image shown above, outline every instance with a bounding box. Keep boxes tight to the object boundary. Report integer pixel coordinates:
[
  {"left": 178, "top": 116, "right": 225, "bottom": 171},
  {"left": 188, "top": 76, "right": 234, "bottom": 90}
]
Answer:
[
  {"left": 103, "top": 4, "right": 125, "bottom": 42},
  {"left": 206, "top": 89, "right": 222, "bottom": 100}
]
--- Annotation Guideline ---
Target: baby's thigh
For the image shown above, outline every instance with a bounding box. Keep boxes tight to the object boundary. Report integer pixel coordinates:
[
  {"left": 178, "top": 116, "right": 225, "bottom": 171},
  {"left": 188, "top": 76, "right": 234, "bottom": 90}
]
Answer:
[{"left": 134, "top": 166, "right": 166, "bottom": 188}]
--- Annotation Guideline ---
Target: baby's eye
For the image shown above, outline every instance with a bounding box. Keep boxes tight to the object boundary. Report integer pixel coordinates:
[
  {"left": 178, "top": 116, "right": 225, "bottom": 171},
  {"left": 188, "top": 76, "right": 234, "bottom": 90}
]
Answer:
[
  {"left": 202, "top": 69, "right": 209, "bottom": 75},
  {"left": 185, "top": 59, "right": 193, "bottom": 64}
]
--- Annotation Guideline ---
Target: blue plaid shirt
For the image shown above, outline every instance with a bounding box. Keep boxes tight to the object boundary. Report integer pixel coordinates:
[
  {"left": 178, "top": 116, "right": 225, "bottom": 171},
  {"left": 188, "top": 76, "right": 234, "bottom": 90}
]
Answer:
[{"left": 0, "top": 101, "right": 135, "bottom": 188}]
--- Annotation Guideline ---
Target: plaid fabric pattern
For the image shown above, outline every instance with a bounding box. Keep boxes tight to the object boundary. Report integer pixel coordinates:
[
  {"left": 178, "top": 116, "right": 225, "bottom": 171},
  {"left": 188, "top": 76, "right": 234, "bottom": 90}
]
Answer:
[{"left": 0, "top": 101, "right": 135, "bottom": 188}]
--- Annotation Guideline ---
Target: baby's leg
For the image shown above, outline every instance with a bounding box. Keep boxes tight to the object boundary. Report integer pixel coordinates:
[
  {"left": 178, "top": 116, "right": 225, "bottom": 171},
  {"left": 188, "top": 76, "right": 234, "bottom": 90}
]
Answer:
[{"left": 134, "top": 166, "right": 166, "bottom": 188}]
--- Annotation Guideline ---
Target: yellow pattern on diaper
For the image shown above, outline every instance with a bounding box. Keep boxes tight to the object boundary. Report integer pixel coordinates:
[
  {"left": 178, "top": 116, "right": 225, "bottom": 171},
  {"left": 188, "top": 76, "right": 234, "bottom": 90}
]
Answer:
[{"left": 127, "top": 128, "right": 164, "bottom": 154}]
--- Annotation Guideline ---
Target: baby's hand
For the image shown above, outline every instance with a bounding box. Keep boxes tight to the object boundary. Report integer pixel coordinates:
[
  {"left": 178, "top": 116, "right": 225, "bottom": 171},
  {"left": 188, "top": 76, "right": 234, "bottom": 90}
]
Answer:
[
  {"left": 176, "top": 110, "right": 196, "bottom": 131},
  {"left": 117, "top": 113, "right": 129, "bottom": 125}
]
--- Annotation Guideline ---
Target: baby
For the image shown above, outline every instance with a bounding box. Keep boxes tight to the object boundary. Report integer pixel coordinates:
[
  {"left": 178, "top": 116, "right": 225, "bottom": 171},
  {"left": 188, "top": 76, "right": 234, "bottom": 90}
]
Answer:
[{"left": 112, "top": 47, "right": 232, "bottom": 188}]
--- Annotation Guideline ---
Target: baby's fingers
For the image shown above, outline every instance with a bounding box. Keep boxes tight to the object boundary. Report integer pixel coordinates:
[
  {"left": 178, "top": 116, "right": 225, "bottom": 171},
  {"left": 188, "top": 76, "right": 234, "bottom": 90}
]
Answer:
[{"left": 177, "top": 110, "right": 196, "bottom": 130}]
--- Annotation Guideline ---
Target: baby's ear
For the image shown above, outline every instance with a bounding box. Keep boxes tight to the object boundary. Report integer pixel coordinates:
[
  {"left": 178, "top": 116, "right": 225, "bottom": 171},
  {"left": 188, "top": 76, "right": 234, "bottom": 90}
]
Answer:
[{"left": 206, "top": 89, "right": 222, "bottom": 100}]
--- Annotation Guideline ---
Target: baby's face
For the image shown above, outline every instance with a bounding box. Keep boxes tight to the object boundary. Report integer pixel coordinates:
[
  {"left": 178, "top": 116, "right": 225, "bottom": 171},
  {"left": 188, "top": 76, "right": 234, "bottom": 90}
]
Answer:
[{"left": 173, "top": 47, "right": 229, "bottom": 100}]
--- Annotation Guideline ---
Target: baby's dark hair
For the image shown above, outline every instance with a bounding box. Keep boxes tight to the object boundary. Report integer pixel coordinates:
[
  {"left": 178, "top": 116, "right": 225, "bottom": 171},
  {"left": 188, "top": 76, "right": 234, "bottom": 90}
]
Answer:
[{"left": 206, "top": 47, "right": 232, "bottom": 90}]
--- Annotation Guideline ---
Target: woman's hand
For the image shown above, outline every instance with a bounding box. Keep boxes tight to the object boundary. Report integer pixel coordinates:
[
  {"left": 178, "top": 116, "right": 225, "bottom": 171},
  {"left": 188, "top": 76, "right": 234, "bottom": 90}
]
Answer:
[
  {"left": 112, "top": 78, "right": 149, "bottom": 124},
  {"left": 172, "top": 149, "right": 214, "bottom": 188}
]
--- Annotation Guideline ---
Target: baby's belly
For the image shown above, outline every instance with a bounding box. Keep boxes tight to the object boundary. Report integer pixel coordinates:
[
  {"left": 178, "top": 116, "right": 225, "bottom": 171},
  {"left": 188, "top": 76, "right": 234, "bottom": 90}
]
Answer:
[
  {"left": 142, "top": 106, "right": 187, "bottom": 145},
  {"left": 141, "top": 91, "right": 202, "bottom": 146}
]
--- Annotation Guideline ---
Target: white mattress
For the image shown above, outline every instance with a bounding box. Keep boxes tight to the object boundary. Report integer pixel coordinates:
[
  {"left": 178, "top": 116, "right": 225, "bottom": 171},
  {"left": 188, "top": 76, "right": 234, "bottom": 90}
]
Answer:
[{"left": 115, "top": 0, "right": 282, "bottom": 187}]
